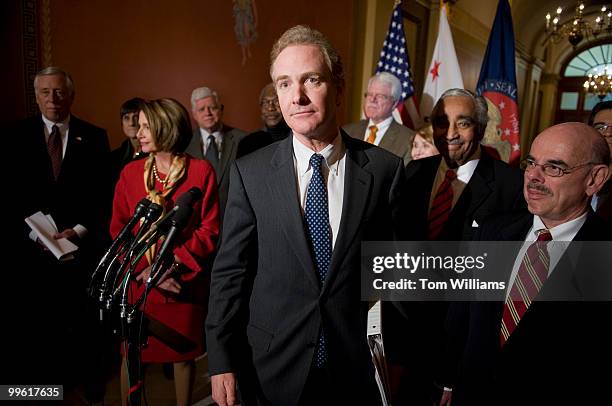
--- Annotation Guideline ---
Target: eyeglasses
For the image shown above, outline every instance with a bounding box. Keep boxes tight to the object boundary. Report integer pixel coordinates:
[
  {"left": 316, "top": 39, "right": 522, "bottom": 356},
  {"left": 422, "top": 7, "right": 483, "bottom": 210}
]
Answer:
[
  {"left": 593, "top": 123, "right": 612, "bottom": 137},
  {"left": 364, "top": 92, "right": 392, "bottom": 102},
  {"left": 520, "top": 158, "right": 595, "bottom": 177}
]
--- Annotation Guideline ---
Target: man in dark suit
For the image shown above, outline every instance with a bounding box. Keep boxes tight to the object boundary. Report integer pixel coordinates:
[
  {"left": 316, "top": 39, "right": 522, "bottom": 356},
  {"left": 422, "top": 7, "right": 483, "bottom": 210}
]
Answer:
[
  {"left": 236, "top": 82, "right": 291, "bottom": 158},
  {"left": 12, "top": 67, "right": 111, "bottom": 398},
  {"left": 185, "top": 86, "right": 246, "bottom": 220},
  {"left": 383, "top": 88, "right": 525, "bottom": 405},
  {"left": 444, "top": 122, "right": 612, "bottom": 406},
  {"left": 343, "top": 72, "right": 416, "bottom": 166},
  {"left": 206, "top": 25, "right": 405, "bottom": 406},
  {"left": 588, "top": 100, "right": 612, "bottom": 224}
]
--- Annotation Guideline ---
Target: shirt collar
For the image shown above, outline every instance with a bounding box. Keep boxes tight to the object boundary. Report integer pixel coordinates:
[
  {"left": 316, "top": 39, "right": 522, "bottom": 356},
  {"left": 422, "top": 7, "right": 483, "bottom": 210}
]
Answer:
[
  {"left": 531, "top": 212, "right": 588, "bottom": 241},
  {"left": 367, "top": 115, "right": 394, "bottom": 133},
  {"left": 438, "top": 154, "right": 480, "bottom": 184},
  {"left": 200, "top": 127, "right": 222, "bottom": 140},
  {"left": 41, "top": 114, "right": 70, "bottom": 132},
  {"left": 293, "top": 131, "right": 344, "bottom": 177}
]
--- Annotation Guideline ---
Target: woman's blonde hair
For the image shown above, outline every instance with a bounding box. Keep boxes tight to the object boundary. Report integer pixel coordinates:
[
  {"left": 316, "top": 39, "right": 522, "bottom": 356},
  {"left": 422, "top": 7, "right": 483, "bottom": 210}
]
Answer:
[{"left": 140, "top": 98, "right": 192, "bottom": 153}]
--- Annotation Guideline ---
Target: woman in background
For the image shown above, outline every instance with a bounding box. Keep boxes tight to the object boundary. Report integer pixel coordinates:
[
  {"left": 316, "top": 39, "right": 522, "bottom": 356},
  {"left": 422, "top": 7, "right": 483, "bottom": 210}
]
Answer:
[
  {"left": 111, "top": 98, "right": 219, "bottom": 406},
  {"left": 411, "top": 125, "right": 440, "bottom": 160}
]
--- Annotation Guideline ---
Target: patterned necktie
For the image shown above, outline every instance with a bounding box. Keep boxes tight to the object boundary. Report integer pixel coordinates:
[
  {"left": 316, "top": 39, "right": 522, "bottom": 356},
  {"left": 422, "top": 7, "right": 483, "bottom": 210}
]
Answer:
[
  {"left": 304, "top": 153, "right": 332, "bottom": 367},
  {"left": 205, "top": 135, "right": 219, "bottom": 168},
  {"left": 47, "top": 124, "right": 62, "bottom": 180},
  {"left": 366, "top": 125, "right": 378, "bottom": 144},
  {"left": 428, "top": 169, "right": 456, "bottom": 240},
  {"left": 500, "top": 229, "right": 553, "bottom": 345}
]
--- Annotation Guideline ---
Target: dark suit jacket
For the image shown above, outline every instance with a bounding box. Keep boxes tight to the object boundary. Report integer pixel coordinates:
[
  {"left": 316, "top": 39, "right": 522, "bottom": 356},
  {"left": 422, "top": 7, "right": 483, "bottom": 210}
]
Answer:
[
  {"left": 11, "top": 114, "right": 111, "bottom": 383},
  {"left": 205, "top": 131, "right": 405, "bottom": 405},
  {"left": 447, "top": 211, "right": 612, "bottom": 405},
  {"left": 343, "top": 119, "right": 416, "bottom": 166},
  {"left": 184, "top": 124, "right": 246, "bottom": 221},
  {"left": 401, "top": 149, "right": 525, "bottom": 241}
]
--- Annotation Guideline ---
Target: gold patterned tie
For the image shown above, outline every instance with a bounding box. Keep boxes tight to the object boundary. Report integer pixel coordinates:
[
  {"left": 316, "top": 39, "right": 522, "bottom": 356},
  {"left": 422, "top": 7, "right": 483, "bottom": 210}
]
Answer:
[{"left": 366, "top": 125, "right": 378, "bottom": 144}]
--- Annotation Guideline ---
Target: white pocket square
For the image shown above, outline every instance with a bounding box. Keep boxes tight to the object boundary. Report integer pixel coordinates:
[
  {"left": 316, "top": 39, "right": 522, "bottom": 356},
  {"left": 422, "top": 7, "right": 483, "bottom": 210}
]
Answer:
[{"left": 472, "top": 220, "right": 479, "bottom": 227}]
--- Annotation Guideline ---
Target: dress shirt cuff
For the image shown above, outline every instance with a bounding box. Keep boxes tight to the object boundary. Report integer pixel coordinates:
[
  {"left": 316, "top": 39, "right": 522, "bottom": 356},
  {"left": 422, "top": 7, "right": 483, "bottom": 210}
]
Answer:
[
  {"left": 73, "top": 224, "right": 88, "bottom": 239},
  {"left": 29, "top": 230, "right": 37, "bottom": 242},
  {"left": 443, "top": 387, "right": 453, "bottom": 392}
]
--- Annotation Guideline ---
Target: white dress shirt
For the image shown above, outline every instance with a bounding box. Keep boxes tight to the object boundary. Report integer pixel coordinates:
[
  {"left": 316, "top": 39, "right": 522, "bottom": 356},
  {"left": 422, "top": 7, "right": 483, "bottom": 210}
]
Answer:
[
  {"left": 364, "top": 116, "right": 394, "bottom": 146},
  {"left": 292, "top": 133, "right": 346, "bottom": 249}
]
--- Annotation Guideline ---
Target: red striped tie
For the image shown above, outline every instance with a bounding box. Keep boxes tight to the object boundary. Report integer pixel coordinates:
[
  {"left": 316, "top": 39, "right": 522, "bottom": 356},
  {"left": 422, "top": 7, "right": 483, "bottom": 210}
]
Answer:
[
  {"left": 500, "top": 229, "right": 552, "bottom": 345},
  {"left": 428, "top": 169, "right": 456, "bottom": 240},
  {"left": 47, "top": 124, "right": 62, "bottom": 180}
]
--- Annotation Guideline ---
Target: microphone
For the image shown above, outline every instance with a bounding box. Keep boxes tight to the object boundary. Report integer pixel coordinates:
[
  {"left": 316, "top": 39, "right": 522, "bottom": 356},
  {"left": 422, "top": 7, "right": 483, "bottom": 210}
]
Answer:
[
  {"left": 90, "top": 198, "right": 151, "bottom": 297},
  {"left": 101, "top": 202, "right": 163, "bottom": 306},
  {"left": 126, "top": 187, "right": 203, "bottom": 318},
  {"left": 133, "top": 187, "right": 203, "bottom": 249}
]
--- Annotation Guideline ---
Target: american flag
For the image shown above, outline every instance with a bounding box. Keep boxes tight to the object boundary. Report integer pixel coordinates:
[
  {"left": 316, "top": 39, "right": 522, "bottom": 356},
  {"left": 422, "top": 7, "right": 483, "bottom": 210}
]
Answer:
[{"left": 375, "top": 2, "right": 422, "bottom": 129}]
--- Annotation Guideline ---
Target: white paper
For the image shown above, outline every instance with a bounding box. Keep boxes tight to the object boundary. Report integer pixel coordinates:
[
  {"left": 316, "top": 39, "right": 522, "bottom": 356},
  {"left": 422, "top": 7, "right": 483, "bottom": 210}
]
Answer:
[
  {"left": 25, "top": 211, "right": 78, "bottom": 261},
  {"left": 367, "top": 300, "right": 382, "bottom": 335}
]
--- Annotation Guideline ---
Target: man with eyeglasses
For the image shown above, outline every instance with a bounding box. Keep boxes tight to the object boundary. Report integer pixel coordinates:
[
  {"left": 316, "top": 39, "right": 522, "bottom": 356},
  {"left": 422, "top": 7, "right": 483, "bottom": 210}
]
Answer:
[
  {"left": 185, "top": 86, "right": 246, "bottom": 220},
  {"left": 236, "top": 82, "right": 291, "bottom": 158},
  {"left": 382, "top": 88, "right": 525, "bottom": 406},
  {"left": 343, "top": 72, "right": 416, "bottom": 165},
  {"left": 588, "top": 100, "right": 612, "bottom": 223},
  {"left": 442, "top": 122, "right": 611, "bottom": 406}
]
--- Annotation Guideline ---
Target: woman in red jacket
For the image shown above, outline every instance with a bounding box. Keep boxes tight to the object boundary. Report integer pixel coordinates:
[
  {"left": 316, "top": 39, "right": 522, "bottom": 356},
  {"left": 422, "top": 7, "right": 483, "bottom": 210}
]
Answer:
[{"left": 111, "top": 98, "right": 219, "bottom": 405}]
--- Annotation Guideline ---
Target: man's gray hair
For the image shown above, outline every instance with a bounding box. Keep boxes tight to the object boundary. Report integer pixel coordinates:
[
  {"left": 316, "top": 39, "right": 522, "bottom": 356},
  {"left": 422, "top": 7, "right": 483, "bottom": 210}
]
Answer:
[
  {"left": 368, "top": 72, "right": 402, "bottom": 103},
  {"left": 436, "top": 88, "right": 488, "bottom": 136},
  {"left": 190, "top": 86, "right": 219, "bottom": 109},
  {"left": 34, "top": 66, "right": 75, "bottom": 96},
  {"left": 270, "top": 25, "right": 344, "bottom": 89}
]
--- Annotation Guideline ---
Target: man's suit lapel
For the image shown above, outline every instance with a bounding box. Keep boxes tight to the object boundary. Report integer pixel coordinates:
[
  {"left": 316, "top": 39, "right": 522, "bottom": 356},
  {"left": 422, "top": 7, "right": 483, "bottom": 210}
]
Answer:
[
  {"left": 323, "top": 134, "right": 372, "bottom": 295},
  {"left": 267, "top": 137, "right": 320, "bottom": 291},
  {"left": 32, "top": 117, "right": 55, "bottom": 180},
  {"left": 218, "top": 126, "right": 236, "bottom": 184},
  {"left": 186, "top": 128, "right": 205, "bottom": 160},
  {"left": 60, "top": 117, "right": 83, "bottom": 179},
  {"left": 449, "top": 151, "right": 494, "bottom": 229}
]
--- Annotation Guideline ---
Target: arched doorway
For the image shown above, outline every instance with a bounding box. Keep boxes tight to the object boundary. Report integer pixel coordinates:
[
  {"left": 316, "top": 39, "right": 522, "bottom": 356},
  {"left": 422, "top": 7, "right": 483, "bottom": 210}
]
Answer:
[{"left": 555, "top": 42, "right": 612, "bottom": 124}]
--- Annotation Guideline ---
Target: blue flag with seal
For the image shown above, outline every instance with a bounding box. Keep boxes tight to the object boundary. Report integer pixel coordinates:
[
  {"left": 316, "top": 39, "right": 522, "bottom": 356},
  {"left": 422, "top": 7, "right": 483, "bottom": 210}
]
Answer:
[{"left": 476, "top": 0, "right": 521, "bottom": 165}]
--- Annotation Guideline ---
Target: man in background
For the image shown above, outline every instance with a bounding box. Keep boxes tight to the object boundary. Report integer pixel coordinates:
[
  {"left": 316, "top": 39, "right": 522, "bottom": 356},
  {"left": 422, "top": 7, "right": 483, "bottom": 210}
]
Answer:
[
  {"left": 383, "top": 88, "right": 525, "bottom": 405},
  {"left": 185, "top": 86, "right": 246, "bottom": 219},
  {"left": 12, "top": 66, "right": 111, "bottom": 402},
  {"left": 343, "top": 72, "right": 415, "bottom": 165},
  {"left": 588, "top": 100, "right": 612, "bottom": 223},
  {"left": 236, "top": 82, "right": 291, "bottom": 158}
]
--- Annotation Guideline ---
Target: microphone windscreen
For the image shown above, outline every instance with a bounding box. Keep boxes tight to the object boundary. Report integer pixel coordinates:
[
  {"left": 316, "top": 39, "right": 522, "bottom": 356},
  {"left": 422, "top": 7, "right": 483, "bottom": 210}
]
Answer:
[{"left": 175, "top": 187, "right": 203, "bottom": 207}]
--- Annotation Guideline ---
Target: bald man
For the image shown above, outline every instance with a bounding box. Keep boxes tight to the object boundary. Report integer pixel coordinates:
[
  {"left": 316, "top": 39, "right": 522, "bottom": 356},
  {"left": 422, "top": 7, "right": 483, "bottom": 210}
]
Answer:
[{"left": 443, "top": 122, "right": 612, "bottom": 406}]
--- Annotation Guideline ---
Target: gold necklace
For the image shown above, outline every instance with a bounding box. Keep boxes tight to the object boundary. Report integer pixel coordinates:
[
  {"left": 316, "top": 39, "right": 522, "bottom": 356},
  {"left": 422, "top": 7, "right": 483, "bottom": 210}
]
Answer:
[{"left": 152, "top": 160, "right": 169, "bottom": 187}]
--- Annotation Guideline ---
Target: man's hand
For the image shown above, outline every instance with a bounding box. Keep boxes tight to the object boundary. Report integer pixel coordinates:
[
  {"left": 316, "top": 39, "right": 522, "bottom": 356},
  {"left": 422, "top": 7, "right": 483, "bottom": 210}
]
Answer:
[
  {"left": 54, "top": 228, "right": 78, "bottom": 243},
  {"left": 211, "top": 372, "right": 236, "bottom": 406}
]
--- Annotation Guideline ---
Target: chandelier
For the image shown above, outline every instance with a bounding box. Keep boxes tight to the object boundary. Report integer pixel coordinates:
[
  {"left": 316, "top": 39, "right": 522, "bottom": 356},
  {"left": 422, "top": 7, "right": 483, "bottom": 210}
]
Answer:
[
  {"left": 545, "top": 2, "right": 612, "bottom": 47},
  {"left": 583, "top": 66, "right": 612, "bottom": 99}
]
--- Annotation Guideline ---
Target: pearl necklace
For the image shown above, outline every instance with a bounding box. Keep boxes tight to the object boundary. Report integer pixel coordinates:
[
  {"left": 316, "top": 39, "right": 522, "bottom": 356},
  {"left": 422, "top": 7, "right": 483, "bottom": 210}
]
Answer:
[{"left": 152, "top": 161, "right": 169, "bottom": 187}]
